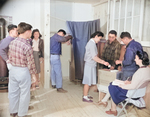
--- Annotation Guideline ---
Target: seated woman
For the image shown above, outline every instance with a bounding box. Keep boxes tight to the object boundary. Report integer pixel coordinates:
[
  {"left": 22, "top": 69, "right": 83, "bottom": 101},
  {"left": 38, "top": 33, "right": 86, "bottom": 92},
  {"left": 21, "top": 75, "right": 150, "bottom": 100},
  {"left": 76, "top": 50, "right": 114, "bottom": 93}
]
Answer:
[{"left": 105, "top": 51, "right": 150, "bottom": 116}]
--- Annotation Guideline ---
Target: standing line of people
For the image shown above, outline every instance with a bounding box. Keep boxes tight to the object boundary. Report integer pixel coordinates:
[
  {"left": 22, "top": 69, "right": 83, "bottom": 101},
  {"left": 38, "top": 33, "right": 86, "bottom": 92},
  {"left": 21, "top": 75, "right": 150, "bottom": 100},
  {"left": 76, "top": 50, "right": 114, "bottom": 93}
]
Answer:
[{"left": 0, "top": 22, "right": 44, "bottom": 117}]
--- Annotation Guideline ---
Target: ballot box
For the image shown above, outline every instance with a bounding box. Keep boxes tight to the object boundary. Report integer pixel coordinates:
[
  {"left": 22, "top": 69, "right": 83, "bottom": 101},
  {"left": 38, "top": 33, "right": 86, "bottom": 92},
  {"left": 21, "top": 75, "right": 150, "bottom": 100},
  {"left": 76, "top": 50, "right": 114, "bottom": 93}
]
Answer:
[{"left": 98, "top": 69, "right": 119, "bottom": 86}]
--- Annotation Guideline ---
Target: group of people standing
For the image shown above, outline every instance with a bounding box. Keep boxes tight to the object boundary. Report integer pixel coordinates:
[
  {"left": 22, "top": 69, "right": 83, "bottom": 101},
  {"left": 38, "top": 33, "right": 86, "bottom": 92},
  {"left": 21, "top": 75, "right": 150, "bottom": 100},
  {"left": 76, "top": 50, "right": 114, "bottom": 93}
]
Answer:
[
  {"left": 0, "top": 22, "right": 73, "bottom": 116},
  {"left": 0, "top": 21, "right": 150, "bottom": 117},
  {"left": 0, "top": 22, "right": 44, "bottom": 117},
  {"left": 82, "top": 30, "right": 150, "bottom": 116}
]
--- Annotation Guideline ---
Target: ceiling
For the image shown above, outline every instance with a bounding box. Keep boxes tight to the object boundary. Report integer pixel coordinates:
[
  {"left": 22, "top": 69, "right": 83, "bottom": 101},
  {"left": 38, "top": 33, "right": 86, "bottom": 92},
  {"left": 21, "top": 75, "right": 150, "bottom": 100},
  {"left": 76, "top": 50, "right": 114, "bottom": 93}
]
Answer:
[{"left": 52, "top": 0, "right": 101, "bottom": 4}]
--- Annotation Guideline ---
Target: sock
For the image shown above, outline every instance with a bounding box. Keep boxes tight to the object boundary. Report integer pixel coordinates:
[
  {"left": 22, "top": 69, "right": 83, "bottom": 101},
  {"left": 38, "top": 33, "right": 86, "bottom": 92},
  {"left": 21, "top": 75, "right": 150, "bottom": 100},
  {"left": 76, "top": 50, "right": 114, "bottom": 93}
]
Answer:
[{"left": 83, "top": 96, "right": 90, "bottom": 100}]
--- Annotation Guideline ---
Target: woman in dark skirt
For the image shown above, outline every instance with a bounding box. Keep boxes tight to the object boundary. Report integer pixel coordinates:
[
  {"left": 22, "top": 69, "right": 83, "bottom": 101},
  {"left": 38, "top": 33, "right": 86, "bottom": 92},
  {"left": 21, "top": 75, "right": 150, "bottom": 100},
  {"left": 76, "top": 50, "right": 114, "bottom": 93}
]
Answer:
[
  {"left": 106, "top": 51, "right": 150, "bottom": 116},
  {"left": 31, "top": 29, "right": 44, "bottom": 88}
]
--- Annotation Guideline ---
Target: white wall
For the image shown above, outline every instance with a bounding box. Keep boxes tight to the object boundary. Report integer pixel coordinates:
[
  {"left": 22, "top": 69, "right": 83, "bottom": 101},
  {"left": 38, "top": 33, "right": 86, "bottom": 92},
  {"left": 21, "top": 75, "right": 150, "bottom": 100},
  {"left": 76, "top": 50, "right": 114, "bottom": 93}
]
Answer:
[
  {"left": 0, "top": 0, "right": 42, "bottom": 34},
  {"left": 94, "top": 2, "right": 108, "bottom": 38},
  {"left": 72, "top": 3, "right": 93, "bottom": 21},
  {"left": 50, "top": 1, "right": 93, "bottom": 77}
]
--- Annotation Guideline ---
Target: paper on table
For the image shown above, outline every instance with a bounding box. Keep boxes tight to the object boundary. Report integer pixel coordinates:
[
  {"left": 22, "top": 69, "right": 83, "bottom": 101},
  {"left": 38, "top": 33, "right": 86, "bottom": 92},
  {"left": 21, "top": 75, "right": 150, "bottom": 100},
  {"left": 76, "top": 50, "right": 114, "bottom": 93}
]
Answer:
[
  {"left": 110, "top": 70, "right": 118, "bottom": 72},
  {"left": 112, "top": 79, "right": 125, "bottom": 86}
]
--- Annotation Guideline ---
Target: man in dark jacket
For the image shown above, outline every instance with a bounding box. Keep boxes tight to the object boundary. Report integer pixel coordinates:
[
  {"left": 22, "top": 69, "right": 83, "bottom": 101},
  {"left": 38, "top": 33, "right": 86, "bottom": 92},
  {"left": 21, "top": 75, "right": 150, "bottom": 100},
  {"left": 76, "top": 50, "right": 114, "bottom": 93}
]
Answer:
[{"left": 116, "top": 32, "right": 143, "bottom": 81}]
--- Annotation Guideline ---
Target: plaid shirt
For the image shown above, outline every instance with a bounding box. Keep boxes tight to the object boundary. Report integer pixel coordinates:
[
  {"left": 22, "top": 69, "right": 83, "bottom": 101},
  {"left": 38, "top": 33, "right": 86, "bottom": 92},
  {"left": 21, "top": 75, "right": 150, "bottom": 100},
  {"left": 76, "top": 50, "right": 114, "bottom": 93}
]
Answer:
[
  {"left": 9, "top": 37, "right": 37, "bottom": 74},
  {"left": 102, "top": 39, "right": 121, "bottom": 67}
]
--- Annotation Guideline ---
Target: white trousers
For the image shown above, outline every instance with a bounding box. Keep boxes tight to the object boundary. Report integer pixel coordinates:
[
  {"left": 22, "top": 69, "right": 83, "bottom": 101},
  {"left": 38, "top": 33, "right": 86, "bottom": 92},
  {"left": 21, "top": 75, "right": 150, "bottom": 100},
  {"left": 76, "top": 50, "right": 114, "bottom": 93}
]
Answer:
[{"left": 8, "top": 65, "right": 31, "bottom": 116}]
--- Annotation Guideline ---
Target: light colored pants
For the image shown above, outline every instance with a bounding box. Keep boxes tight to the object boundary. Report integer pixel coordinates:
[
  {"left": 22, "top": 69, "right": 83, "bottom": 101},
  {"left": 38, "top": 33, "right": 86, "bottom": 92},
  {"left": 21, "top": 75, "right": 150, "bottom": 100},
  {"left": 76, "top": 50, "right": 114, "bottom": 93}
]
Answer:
[
  {"left": 8, "top": 65, "right": 31, "bottom": 116},
  {"left": 50, "top": 55, "right": 62, "bottom": 89}
]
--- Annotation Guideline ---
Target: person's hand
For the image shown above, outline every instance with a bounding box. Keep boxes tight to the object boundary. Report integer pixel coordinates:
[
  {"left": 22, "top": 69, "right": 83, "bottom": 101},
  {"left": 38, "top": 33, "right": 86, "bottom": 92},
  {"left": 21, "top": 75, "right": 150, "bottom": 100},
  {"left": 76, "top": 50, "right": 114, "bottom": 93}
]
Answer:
[
  {"left": 104, "top": 62, "right": 109, "bottom": 66},
  {"left": 32, "top": 74, "right": 37, "bottom": 83},
  {"left": 6, "top": 61, "right": 12, "bottom": 70},
  {"left": 124, "top": 80, "right": 131, "bottom": 84},
  {"left": 118, "top": 84, "right": 123, "bottom": 88},
  {"left": 66, "top": 40, "right": 71, "bottom": 45},
  {"left": 115, "top": 60, "right": 122, "bottom": 65},
  {"left": 40, "top": 57, "right": 44, "bottom": 63},
  {"left": 110, "top": 66, "right": 114, "bottom": 70}
]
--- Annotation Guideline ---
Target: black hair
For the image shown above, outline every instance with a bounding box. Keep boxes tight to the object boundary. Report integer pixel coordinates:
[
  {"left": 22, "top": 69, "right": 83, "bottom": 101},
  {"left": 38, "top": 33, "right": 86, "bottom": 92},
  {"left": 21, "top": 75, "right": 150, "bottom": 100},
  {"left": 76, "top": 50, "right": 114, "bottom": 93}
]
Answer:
[
  {"left": 90, "top": 31, "right": 104, "bottom": 38},
  {"left": 7, "top": 24, "right": 17, "bottom": 32},
  {"left": 137, "top": 51, "right": 149, "bottom": 66},
  {"left": 31, "top": 29, "right": 42, "bottom": 39},
  {"left": 120, "top": 32, "right": 132, "bottom": 39},
  {"left": 108, "top": 30, "right": 117, "bottom": 36},
  {"left": 58, "top": 29, "right": 66, "bottom": 35}
]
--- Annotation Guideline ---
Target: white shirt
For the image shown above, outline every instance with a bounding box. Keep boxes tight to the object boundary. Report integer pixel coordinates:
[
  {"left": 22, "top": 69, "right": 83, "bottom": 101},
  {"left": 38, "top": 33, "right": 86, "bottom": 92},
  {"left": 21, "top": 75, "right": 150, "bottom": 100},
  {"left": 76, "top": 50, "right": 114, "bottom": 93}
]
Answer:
[{"left": 32, "top": 39, "right": 39, "bottom": 51}]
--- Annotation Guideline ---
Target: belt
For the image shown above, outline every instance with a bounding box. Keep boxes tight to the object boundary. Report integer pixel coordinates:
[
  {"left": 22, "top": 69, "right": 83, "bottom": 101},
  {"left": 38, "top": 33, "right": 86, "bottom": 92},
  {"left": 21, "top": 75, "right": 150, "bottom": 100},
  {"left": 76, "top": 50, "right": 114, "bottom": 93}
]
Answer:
[{"left": 51, "top": 54, "right": 59, "bottom": 55}]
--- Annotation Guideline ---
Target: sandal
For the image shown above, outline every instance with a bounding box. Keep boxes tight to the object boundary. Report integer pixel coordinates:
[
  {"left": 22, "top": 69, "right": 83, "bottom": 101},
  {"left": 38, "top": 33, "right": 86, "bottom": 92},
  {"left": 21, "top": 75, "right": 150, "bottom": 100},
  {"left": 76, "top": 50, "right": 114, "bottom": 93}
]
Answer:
[{"left": 106, "top": 109, "right": 117, "bottom": 116}]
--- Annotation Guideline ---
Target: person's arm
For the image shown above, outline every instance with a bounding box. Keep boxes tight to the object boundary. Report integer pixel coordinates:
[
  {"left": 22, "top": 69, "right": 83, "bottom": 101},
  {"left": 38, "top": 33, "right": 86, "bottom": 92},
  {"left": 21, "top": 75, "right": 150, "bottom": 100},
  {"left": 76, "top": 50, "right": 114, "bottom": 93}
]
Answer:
[
  {"left": 0, "top": 40, "right": 10, "bottom": 61},
  {"left": 26, "top": 48, "right": 37, "bottom": 75},
  {"left": 122, "top": 48, "right": 134, "bottom": 67},
  {"left": 119, "top": 71, "right": 142, "bottom": 90},
  {"left": 93, "top": 56, "right": 109, "bottom": 66},
  {"left": 57, "top": 35, "right": 73, "bottom": 42},
  {"left": 41, "top": 39, "right": 44, "bottom": 58},
  {"left": 101, "top": 44, "right": 106, "bottom": 60},
  {"left": 90, "top": 44, "right": 109, "bottom": 66},
  {"left": 112, "top": 43, "right": 121, "bottom": 68}
]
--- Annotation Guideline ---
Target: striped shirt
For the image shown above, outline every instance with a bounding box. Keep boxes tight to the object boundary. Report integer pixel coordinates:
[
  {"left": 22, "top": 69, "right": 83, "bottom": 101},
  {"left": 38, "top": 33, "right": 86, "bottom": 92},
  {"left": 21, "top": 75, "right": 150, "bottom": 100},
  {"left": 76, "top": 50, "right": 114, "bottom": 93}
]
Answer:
[{"left": 9, "top": 37, "right": 37, "bottom": 74}]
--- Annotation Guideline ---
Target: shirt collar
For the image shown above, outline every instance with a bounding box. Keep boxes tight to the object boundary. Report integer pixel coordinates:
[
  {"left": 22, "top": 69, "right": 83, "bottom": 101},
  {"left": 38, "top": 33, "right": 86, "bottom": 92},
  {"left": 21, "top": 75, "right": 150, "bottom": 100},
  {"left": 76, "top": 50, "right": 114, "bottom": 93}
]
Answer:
[
  {"left": 32, "top": 38, "right": 39, "bottom": 42},
  {"left": 108, "top": 39, "right": 117, "bottom": 45},
  {"left": 126, "top": 39, "right": 134, "bottom": 48},
  {"left": 17, "top": 37, "right": 28, "bottom": 43},
  {"left": 91, "top": 39, "right": 96, "bottom": 43}
]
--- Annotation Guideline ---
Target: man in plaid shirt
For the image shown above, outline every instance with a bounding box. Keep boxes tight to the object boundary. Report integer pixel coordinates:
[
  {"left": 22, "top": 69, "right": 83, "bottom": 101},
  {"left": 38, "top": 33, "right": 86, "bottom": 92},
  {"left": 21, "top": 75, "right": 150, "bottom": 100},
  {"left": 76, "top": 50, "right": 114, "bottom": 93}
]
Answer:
[
  {"left": 8, "top": 22, "right": 36, "bottom": 117},
  {"left": 102, "top": 30, "right": 121, "bottom": 70}
]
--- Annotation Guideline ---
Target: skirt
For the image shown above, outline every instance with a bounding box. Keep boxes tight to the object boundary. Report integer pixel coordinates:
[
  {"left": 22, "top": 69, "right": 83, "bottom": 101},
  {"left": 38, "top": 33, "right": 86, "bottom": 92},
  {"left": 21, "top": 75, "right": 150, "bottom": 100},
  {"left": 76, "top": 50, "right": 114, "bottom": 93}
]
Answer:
[
  {"left": 82, "top": 63, "right": 96, "bottom": 86},
  {"left": 33, "top": 51, "right": 40, "bottom": 74},
  {"left": 109, "top": 82, "right": 128, "bottom": 104}
]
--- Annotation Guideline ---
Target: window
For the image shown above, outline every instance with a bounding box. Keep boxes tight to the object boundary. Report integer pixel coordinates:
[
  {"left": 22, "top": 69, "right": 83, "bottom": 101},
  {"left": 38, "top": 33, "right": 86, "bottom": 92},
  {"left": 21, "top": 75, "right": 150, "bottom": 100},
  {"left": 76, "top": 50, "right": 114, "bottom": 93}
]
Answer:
[{"left": 109, "top": 0, "right": 150, "bottom": 46}]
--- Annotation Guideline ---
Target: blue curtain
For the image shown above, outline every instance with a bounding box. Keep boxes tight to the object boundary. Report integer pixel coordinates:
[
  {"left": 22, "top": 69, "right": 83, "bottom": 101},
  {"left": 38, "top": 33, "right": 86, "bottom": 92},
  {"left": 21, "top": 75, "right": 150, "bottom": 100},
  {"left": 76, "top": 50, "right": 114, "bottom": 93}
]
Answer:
[{"left": 67, "top": 19, "right": 100, "bottom": 80}]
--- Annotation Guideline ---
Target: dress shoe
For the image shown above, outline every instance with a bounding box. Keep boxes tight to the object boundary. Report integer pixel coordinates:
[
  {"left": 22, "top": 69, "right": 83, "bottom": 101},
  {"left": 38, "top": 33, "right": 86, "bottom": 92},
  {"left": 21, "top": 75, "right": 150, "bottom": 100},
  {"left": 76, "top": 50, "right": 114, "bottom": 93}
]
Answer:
[
  {"left": 82, "top": 98, "right": 93, "bottom": 103},
  {"left": 10, "top": 113, "right": 17, "bottom": 117},
  {"left": 52, "top": 85, "right": 56, "bottom": 88},
  {"left": 88, "top": 95, "right": 93, "bottom": 99},
  {"left": 57, "top": 88, "right": 67, "bottom": 93},
  {"left": 28, "top": 106, "right": 34, "bottom": 110},
  {"left": 106, "top": 109, "right": 118, "bottom": 116}
]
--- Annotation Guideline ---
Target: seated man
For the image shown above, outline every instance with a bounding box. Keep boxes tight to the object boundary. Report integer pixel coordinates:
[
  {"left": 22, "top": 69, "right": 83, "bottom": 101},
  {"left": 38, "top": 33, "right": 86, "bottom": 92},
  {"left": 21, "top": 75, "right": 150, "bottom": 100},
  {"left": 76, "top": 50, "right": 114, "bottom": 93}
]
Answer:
[
  {"left": 106, "top": 51, "right": 150, "bottom": 116},
  {"left": 102, "top": 30, "right": 121, "bottom": 70}
]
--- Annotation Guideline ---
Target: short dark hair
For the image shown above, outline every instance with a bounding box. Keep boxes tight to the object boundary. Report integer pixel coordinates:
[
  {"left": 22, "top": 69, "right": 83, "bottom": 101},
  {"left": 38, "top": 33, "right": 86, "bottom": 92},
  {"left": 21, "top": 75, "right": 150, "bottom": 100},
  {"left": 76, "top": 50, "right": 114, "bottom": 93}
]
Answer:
[
  {"left": 108, "top": 30, "right": 117, "bottom": 36},
  {"left": 120, "top": 32, "right": 132, "bottom": 39},
  {"left": 7, "top": 24, "right": 17, "bottom": 32},
  {"left": 31, "top": 29, "right": 42, "bottom": 39},
  {"left": 90, "top": 31, "right": 104, "bottom": 38},
  {"left": 137, "top": 51, "right": 149, "bottom": 66},
  {"left": 17, "top": 22, "right": 32, "bottom": 34},
  {"left": 58, "top": 29, "right": 66, "bottom": 35}
]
